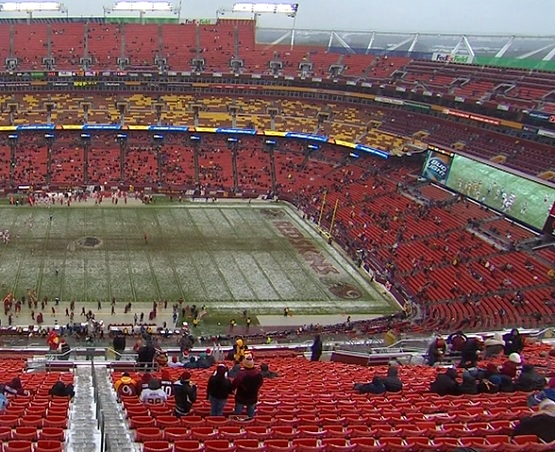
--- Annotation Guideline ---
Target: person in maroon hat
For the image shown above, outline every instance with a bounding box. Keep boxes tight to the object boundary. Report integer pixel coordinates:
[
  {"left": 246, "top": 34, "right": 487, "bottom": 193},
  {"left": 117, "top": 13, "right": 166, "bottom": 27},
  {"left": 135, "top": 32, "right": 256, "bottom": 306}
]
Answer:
[{"left": 173, "top": 371, "right": 197, "bottom": 417}]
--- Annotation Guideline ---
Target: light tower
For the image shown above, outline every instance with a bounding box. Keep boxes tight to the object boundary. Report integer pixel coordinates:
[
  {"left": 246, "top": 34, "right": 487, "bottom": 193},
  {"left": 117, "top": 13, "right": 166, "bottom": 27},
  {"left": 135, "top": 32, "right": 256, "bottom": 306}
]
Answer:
[
  {"left": 104, "top": 1, "right": 178, "bottom": 25},
  {"left": 0, "top": 2, "right": 67, "bottom": 21}
]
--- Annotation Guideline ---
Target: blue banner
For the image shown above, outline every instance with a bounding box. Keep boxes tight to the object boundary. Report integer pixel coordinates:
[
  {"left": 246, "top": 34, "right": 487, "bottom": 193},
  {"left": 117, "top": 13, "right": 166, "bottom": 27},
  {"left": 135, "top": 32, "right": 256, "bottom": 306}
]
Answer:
[
  {"left": 148, "top": 125, "right": 189, "bottom": 132},
  {"left": 216, "top": 128, "right": 257, "bottom": 135},
  {"left": 16, "top": 124, "right": 55, "bottom": 131},
  {"left": 82, "top": 124, "right": 122, "bottom": 131},
  {"left": 355, "top": 144, "right": 389, "bottom": 159},
  {"left": 285, "top": 132, "right": 328, "bottom": 142}
]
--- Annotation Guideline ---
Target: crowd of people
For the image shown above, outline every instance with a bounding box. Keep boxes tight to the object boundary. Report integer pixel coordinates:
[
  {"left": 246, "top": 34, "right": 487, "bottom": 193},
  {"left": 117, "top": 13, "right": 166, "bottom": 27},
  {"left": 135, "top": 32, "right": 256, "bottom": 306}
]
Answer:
[{"left": 113, "top": 334, "right": 277, "bottom": 419}]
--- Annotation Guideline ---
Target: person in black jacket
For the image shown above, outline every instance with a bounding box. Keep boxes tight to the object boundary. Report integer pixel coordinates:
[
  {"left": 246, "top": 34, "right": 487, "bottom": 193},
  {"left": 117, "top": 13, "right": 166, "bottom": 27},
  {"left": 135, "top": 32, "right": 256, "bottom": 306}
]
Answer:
[
  {"left": 173, "top": 371, "right": 197, "bottom": 417},
  {"left": 513, "top": 398, "right": 555, "bottom": 442},
  {"left": 458, "top": 337, "right": 483, "bottom": 368},
  {"left": 112, "top": 332, "right": 126, "bottom": 360},
  {"left": 137, "top": 343, "right": 156, "bottom": 371},
  {"left": 354, "top": 376, "right": 386, "bottom": 395},
  {"left": 515, "top": 365, "right": 546, "bottom": 392},
  {"left": 503, "top": 328, "right": 525, "bottom": 356},
  {"left": 311, "top": 334, "right": 323, "bottom": 361},
  {"left": 383, "top": 366, "right": 403, "bottom": 392},
  {"left": 430, "top": 368, "right": 460, "bottom": 396},
  {"left": 207, "top": 364, "right": 233, "bottom": 416}
]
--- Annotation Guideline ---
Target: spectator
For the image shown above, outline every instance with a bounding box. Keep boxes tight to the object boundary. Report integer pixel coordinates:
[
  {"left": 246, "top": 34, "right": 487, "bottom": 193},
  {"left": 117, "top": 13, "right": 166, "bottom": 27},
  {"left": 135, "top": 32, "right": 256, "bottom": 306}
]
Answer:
[
  {"left": 112, "top": 331, "right": 126, "bottom": 359},
  {"left": 500, "top": 353, "right": 522, "bottom": 379},
  {"left": 179, "top": 332, "right": 194, "bottom": 355},
  {"left": 426, "top": 336, "right": 447, "bottom": 366},
  {"left": 528, "top": 378, "right": 555, "bottom": 407},
  {"left": 114, "top": 372, "right": 138, "bottom": 398},
  {"left": 458, "top": 337, "right": 483, "bottom": 368},
  {"left": 459, "top": 371, "right": 479, "bottom": 395},
  {"left": 138, "top": 373, "right": 152, "bottom": 394},
  {"left": 173, "top": 371, "right": 197, "bottom": 418},
  {"left": 260, "top": 363, "right": 279, "bottom": 379},
  {"left": 233, "top": 354, "right": 263, "bottom": 418},
  {"left": 516, "top": 365, "right": 546, "bottom": 392},
  {"left": 383, "top": 366, "right": 403, "bottom": 392},
  {"left": 354, "top": 376, "right": 386, "bottom": 395},
  {"left": 310, "top": 334, "right": 323, "bottom": 362},
  {"left": 0, "top": 385, "right": 8, "bottom": 411},
  {"left": 168, "top": 355, "right": 183, "bottom": 368},
  {"left": 233, "top": 338, "right": 248, "bottom": 363},
  {"left": 184, "top": 356, "right": 199, "bottom": 369},
  {"left": 4, "top": 377, "right": 28, "bottom": 396},
  {"left": 49, "top": 381, "right": 75, "bottom": 399},
  {"left": 503, "top": 328, "right": 525, "bottom": 356},
  {"left": 513, "top": 398, "right": 555, "bottom": 442},
  {"left": 447, "top": 330, "right": 467, "bottom": 353},
  {"left": 140, "top": 378, "right": 168, "bottom": 405},
  {"left": 483, "top": 332, "right": 505, "bottom": 358},
  {"left": 137, "top": 342, "right": 156, "bottom": 370},
  {"left": 430, "top": 368, "right": 459, "bottom": 396},
  {"left": 58, "top": 338, "right": 71, "bottom": 360},
  {"left": 207, "top": 363, "right": 233, "bottom": 416}
]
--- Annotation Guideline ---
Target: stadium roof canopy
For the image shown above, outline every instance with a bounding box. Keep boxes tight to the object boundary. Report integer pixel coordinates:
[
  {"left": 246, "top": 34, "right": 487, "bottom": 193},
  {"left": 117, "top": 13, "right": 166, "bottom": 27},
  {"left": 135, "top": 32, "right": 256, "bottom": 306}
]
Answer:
[{"left": 257, "top": 28, "right": 555, "bottom": 64}]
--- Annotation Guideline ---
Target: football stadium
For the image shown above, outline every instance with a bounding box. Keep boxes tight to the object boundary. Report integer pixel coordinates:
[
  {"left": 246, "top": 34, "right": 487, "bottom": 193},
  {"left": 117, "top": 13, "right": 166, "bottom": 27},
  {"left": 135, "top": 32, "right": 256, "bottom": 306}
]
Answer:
[{"left": 0, "top": 0, "right": 553, "bottom": 451}]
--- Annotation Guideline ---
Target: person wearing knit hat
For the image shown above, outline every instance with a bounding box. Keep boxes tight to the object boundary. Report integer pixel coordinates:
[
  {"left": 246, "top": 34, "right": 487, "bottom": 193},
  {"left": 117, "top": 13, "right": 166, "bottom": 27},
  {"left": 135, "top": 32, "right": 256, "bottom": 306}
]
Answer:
[
  {"left": 233, "top": 353, "right": 263, "bottom": 418},
  {"left": 243, "top": 354, "right": 255, "bottom": 369},
  {"left": 114, "top": 372, "right": 138, "bottom": 398},
  {"left": 483, "top": 332, "right": 505, "bottom": 358},
  {"left": 173, "top": 371, "right": 197, "bottom": 418},
  {"left": 500, "top": 353, "right": 522, "bottom": 380},
  {"left": 430, "top": 368, "right": 460, "bottom": 396},
  {"left": 140, "top": 378, "right": 167, "bottom": 405},
  {"left": 514, "top": 398, "right": 555, "bottom": 442}
]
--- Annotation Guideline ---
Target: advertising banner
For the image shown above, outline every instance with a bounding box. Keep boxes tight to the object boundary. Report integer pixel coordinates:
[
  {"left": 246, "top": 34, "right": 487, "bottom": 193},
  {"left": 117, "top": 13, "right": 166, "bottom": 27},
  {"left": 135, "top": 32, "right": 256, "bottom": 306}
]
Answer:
[
  {"left": 422, "top": 149, "right": 453, "bottom": 184},
  {"left": 432, "top": 53, "right": 474, "bottom": 64}
]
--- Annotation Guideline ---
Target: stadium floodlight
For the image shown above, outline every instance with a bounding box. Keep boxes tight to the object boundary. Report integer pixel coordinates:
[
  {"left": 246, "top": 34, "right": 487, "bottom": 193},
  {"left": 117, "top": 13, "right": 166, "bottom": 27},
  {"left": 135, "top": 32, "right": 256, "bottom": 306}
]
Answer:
[
  {"left": 0, "top": 1, "right": 63, "bottom": 11},
  {"left": 112, "top": 1, "right": 172, "bottom": 11},
  {"left": 232, "top": 2, "right": 298, "bottom": 16}
]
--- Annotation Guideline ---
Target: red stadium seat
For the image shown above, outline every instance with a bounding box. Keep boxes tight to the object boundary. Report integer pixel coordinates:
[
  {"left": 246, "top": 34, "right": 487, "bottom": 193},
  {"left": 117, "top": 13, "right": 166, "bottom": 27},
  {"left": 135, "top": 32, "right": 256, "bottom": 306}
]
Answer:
[
  {"left": 143, "top": 441, "right": 173, "bottom": 452},
  {"left": 174, "top": 440, "right": 205, "bottom": 452},
  {"left": 38, "top": 428, "right": 65, "bottom": 442},
  {"left": 156, "top": 415, "right": 181, "bottom": 429},
  {"left": 3, "top": 441, "right": 32, "bottom": 452},
  {"left": 34, "top": 441, "right": 63, "bottom": 452},
  {"left": 11, "top": 427, "right": 37, "bottom": 441},
  {"left": 234, "top": 439, "right": 267, "bottom": 452},
  {"left": 292, "top": 438, "right": 325, "bottom": 452},
  {"left": 135, "top": 427, "right": 163, "bottom": 442},
  {"left": 321, "top": 438, "right": 356, "bottom": 452},
  {"left": 163, "top": 426, "right": 189, "bottom": 442},
  {"left": 264, "top": 439, "right": 296, "bottom": 452},
  {"left": 203, "top": 440, "right": 236, "bottom": 452}
]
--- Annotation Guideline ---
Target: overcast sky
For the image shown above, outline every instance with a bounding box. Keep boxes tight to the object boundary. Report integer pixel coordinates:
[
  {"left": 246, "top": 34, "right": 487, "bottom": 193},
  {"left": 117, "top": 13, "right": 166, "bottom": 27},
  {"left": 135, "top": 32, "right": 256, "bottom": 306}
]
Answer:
[{"left": 6, "top": 0, "right": 554, "bottom": 36}]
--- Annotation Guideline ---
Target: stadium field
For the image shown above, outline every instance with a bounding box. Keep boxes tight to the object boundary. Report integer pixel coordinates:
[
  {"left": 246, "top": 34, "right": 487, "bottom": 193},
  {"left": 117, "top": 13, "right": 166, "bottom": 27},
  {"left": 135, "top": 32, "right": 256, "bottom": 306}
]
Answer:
[
  {"left": 446, "top": 155, "right": 555, "bottom": 230},
  {"left": 0, "top": 202, "right": 395, "bottom": 319}
]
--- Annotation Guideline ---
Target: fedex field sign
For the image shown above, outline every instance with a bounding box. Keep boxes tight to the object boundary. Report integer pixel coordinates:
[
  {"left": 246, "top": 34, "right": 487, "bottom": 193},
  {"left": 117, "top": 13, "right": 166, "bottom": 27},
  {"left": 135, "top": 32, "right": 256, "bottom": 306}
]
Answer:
[{"left": 432, "top": 53, "right": 474, "bottom": 64}]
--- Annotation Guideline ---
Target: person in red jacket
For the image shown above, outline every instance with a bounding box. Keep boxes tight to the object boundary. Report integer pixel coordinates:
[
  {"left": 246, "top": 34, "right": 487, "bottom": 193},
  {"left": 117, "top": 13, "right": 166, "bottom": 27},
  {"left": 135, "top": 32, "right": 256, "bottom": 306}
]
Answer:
[
  {"left": 500, "top": 352, "right": 522, "bottom": 379},
  {"left": 233, "top": 354, "right": 263, "bottom": 419}
]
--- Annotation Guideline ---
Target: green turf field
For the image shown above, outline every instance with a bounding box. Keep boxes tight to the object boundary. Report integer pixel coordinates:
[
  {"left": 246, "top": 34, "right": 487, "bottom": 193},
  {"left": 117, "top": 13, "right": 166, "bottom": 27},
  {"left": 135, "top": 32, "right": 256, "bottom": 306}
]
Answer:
[
  {"left": 446, "top": 155, "right": 555, "bottom": 229},
  {"left": 0, "top": 203, "right": 395, "bottom": 317}
]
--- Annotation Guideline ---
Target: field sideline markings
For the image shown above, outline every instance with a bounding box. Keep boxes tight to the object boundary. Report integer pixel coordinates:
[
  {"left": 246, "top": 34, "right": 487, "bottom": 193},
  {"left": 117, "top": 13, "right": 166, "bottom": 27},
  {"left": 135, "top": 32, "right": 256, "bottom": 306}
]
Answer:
[
  {"left": 151, "top": 209, "right": 188, "bottom": 304},
  {"left": 100, "top": 208, "right": 113, "bottom": 303},
  {"left": 168, "top": 208, "right": 212, "bottom": 301},
  {"left": 231, "top": 207, "right": 291, "bottom": 303},
  {"left": 115, "top": 209, "right": 138, "bottom": 303},
  {"left": 196, "top": 208, "right": 253, "bottom": 299},
  {"left": 135, "top": 209, "right": 164, "bottom": 301}
]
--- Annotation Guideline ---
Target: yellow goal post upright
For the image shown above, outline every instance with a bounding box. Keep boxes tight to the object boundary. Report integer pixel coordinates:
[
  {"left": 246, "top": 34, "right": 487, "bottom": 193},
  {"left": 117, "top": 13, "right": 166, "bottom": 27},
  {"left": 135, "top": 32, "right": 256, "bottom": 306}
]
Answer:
[{"left": 316, "top": 193, "right": 339, "bottom": 242}]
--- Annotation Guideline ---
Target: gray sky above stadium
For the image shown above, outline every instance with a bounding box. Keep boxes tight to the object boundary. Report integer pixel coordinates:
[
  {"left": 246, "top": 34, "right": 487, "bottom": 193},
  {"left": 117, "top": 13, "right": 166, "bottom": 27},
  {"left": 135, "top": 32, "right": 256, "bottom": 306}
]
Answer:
[{"left": 5, "top": 0, "right": 553, "bottom": 35}]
